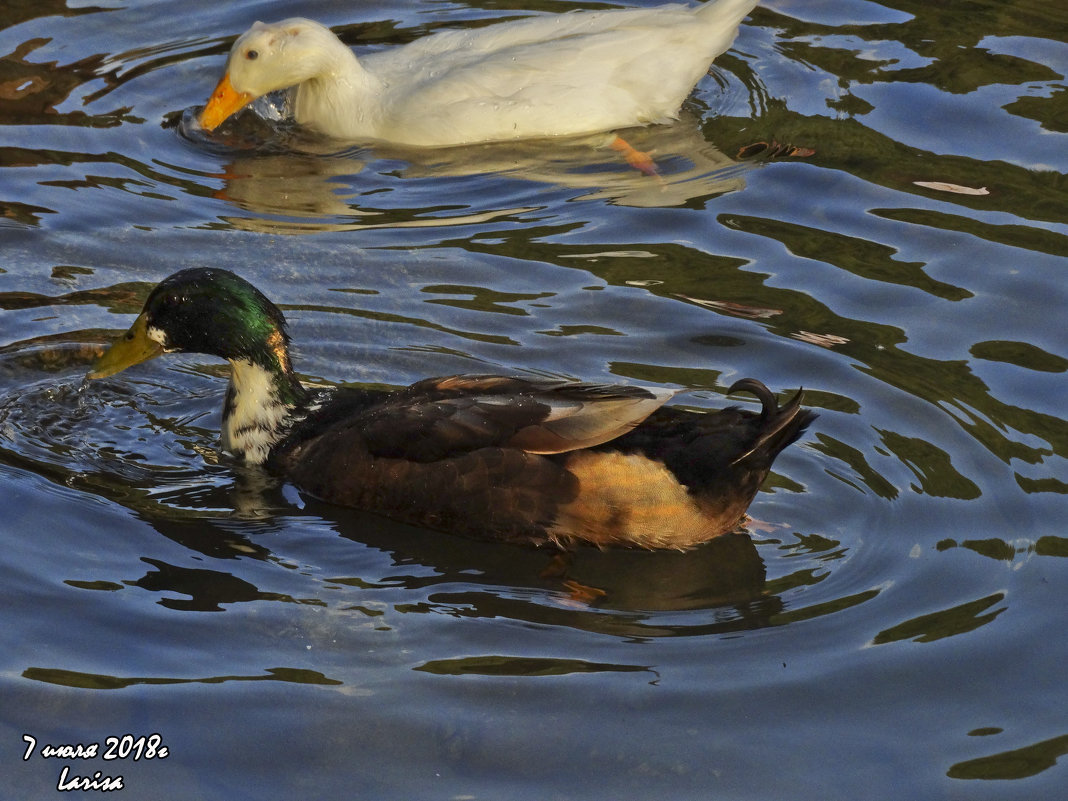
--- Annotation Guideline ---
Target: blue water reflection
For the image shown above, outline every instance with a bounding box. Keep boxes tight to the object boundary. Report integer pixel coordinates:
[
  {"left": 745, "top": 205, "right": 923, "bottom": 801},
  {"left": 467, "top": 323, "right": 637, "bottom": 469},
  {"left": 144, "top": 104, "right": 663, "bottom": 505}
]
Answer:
[{"left": 1, "top": 1, "right": 1065, "bottom": 799}]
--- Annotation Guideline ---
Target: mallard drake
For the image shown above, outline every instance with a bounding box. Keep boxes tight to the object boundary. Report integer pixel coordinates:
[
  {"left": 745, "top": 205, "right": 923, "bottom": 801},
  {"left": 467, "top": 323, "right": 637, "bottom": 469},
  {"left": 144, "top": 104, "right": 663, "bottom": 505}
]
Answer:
[
  {"left": 199, "top": 0, "right": 759, "bottom": 147},
  {"left": 88, "top": 268, "right": 814, "bottom": 548}
]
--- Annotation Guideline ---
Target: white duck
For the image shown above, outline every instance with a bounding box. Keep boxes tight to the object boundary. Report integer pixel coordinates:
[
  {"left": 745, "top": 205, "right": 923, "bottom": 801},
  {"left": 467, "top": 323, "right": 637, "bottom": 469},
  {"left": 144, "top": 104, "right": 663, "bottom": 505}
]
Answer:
[{"left": 199, "top": 1, "right": 759, "bottom": 148}]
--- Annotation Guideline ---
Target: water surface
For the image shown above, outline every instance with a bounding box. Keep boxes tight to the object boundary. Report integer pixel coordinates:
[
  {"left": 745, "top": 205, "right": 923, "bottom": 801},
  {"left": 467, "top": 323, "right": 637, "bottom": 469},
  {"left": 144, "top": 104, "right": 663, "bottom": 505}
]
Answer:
[{"left": 1, "top": 1, "right": 1066, "bottom": 799}]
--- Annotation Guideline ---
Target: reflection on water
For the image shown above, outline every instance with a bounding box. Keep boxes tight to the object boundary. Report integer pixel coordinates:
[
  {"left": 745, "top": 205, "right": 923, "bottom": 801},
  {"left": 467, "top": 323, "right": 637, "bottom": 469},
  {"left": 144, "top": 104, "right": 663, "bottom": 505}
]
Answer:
[
  {"left": 176, "top": 109, "right": 754, "bottom": 235},
  {"left": 23, "top": 666, "right": 344, "bottom": 690},
  {"left": 872, "top": 592, "right": 1005, "bottom": 644},
  {"left": 948, "top": 732, "right": 1068, "bottom": 781},
  {"left": 1, "top": 1, "right": 1066, "bottom": 799}
]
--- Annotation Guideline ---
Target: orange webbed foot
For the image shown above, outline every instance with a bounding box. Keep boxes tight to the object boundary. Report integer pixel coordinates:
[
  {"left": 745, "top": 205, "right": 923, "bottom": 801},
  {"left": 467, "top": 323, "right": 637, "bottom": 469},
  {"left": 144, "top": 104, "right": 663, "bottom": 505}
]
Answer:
[
  {"left": 562, "top": 579, "right": 608, "bottom": 604},
  {"left": 609, "top": 135, "right": 660, "bottom": 177}
]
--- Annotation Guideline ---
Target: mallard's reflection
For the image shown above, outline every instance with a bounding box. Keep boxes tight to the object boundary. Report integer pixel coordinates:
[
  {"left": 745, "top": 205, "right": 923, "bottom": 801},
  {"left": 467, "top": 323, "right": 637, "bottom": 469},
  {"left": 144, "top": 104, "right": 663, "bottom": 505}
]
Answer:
[
  {"left": 200, "top": 111, "right": 750, "bottom": 233},
  {"left": 140, "top": 497, "right": 773, "bottom": 624}
]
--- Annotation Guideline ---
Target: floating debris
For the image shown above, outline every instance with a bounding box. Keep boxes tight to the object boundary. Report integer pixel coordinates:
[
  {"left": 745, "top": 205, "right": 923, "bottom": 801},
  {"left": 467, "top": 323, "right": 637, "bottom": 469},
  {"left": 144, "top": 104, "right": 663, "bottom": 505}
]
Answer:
[{"left": 913, "top": 181, "right": 990, "bottom": 195}]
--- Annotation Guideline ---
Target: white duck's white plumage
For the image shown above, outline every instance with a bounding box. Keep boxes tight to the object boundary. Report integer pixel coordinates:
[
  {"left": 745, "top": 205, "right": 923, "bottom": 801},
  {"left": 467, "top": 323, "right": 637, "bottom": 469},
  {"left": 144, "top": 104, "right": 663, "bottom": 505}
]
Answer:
[{"left": 200, "top": 0, "right": 759, "bottom": 147}]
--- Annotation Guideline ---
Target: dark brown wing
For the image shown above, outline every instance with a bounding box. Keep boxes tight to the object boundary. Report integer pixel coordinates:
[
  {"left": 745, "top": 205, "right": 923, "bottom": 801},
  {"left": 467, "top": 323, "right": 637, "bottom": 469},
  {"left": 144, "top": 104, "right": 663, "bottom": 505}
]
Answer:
[
  {"left": 358, "top": 374, "right": 680, "bottom": 460},
  {"left": 273, "top": 374, "right": 679, "bottom": 541}
]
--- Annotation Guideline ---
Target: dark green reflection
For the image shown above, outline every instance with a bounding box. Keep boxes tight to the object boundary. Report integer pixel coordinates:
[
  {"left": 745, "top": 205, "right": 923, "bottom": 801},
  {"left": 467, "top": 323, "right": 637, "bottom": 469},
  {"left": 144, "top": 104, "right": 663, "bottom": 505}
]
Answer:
[
  {"left": 874, "top": 208, "right": 1068, "bottom": 260},
  {"left": 949, "top": 733, "right": 1068, "bottom": 780},
  {"left": 726, "top": 214, "right": 970, "bottom": 301},
  {"left": 1035, "top": 536, "right": 1068, "bottom": 557},
  {"left": 23, "top": 666, "right": 342, "bottom": 690},
  {"left": 0, "top": 198, "right": 54, "bottom": 227},
  {"left": 873, "top": 593, "right": 1005, "bottom": 644},
  {"left": 421, "top": 284, "right": 553, "bottom": 315},
  {"left": 1004, "top": 89, "right": 1068, "bottom": 134},
  {"left": 415, "top": 656, "right": 652, "bottom": 678},
  {"left": 936, "top": 538, "right": 1017, "bottom": 561},
  {"left": 813, "top": 433, "right": 898, "bottom": 500},
  {"left": 769, "top": 589, "right": 880, "bottom": 626},
  {"left": 878, "top": 430, "right": 981, "bottom": 499},
  {"left": 970, "top": 341, "right": 1068, "bottom": 374}
]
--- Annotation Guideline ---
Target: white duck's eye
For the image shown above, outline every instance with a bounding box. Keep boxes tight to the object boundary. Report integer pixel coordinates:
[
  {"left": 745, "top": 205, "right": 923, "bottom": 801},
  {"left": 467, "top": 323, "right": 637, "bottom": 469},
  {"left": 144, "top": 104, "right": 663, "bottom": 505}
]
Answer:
[{"left": 245, "top": 49, "right": 258, "bottom": 60}]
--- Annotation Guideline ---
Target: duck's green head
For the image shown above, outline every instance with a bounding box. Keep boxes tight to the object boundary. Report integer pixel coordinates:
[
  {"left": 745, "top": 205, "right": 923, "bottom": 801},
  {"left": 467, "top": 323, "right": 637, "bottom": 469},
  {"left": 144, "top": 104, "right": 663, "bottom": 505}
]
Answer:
[{"left": 89, "top": 268, "right": 293, "bottom": 380}]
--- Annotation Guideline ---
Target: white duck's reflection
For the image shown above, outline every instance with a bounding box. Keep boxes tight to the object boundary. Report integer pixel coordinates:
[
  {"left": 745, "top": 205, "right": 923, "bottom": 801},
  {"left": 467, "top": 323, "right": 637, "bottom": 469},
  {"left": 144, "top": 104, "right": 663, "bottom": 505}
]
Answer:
[{"left": 188, "top": 109, "right": 750, "bottom": 233}]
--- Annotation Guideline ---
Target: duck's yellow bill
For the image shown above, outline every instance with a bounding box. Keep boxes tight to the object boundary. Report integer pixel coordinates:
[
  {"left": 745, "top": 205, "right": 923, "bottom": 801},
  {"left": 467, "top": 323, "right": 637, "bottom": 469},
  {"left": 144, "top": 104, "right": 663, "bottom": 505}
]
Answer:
[
  {"left": 87, "top": 313, "right": 164, "bottom": 379},
  {"left": 199, "top": 73, "right": 254, "bottom": 131}
]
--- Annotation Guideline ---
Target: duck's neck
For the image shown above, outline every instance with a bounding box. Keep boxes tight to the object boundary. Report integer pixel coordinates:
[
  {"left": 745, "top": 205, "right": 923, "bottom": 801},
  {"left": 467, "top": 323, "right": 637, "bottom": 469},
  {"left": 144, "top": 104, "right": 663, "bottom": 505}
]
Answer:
[
  {"left": 292, "top": 35, "right": 381, "bottom": 138},
  {"left": 220, "top": 358, "right": 308, "bottom": 465}
]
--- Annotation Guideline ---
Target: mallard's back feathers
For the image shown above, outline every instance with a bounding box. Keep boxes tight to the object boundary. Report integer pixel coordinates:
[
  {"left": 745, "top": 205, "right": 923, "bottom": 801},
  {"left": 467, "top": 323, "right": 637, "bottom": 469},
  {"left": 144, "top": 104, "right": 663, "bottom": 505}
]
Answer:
[{"left": 89, "top": 269, "right": 815, "bottom": 549}]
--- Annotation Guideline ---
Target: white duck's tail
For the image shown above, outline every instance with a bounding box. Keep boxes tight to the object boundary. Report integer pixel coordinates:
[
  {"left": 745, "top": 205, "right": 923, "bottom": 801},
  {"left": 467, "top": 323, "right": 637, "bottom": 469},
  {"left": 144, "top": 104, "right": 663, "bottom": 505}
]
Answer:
[
  {"left": 693, "top": 0, "right": 760, "bottom": 68},
  {"left": 697, "top": 0, "right": 760, "bottom": 27}
]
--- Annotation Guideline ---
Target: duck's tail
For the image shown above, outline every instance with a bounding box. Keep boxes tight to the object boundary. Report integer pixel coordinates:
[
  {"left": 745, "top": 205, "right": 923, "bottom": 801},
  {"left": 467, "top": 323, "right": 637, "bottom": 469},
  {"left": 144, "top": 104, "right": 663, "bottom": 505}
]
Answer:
[
  {"left": 727, "top": 378, "right": 816, "bottom": 467},
  {"left": 696, "top": 0, "right": 761, "bottom": 27}
]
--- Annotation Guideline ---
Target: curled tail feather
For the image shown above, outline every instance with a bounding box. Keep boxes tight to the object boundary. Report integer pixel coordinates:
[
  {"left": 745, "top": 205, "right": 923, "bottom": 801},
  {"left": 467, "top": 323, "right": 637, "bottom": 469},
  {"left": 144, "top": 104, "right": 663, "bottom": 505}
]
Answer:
[{"left": 727, "top": 379, "right": 815, "bottom": 466}]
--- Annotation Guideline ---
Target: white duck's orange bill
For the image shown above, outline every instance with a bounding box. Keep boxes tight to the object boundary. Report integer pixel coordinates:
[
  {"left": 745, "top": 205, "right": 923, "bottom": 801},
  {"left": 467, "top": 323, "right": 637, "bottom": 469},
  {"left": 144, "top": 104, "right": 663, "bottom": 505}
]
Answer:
[{"left": 199, "top": 73, "right": 254, "bottom": 131}]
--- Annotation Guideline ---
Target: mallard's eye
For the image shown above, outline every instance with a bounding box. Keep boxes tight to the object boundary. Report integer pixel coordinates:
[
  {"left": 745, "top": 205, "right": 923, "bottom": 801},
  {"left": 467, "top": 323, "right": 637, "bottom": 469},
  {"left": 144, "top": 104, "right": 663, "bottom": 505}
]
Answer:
[{"left": 245, "top": 49, "right": 258, "bottom": 60}]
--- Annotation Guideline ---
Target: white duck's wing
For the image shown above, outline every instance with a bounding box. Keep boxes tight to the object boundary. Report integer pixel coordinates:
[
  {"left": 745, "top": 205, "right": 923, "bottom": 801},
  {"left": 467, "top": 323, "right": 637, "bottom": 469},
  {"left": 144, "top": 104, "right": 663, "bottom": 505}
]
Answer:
[
  {"left": 375, "top": 5, "right": 696, "bottom": 63},
  {"left": 364, "top": 2, "right": 754, "bottom": 144}
]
